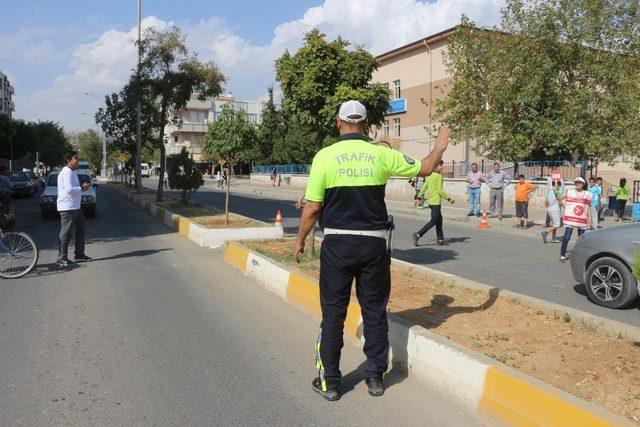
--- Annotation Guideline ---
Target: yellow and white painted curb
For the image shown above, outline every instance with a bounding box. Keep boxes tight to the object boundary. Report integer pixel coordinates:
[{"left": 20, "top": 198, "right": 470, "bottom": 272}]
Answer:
[
  {"left": 108, "top": 183, "right": 283, "bottom": 248},
  {"left": 225, "top": 240, "right": 630, "bottom": 426}
]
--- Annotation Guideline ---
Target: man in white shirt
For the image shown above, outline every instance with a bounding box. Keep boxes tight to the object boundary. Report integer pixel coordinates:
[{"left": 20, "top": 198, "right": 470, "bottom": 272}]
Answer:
[{"left": 57, "top": 152, "right": 91, "bottom": 268}]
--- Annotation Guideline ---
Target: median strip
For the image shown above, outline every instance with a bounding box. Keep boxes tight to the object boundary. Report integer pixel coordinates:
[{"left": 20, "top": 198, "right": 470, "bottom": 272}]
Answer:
[{"left": 226, "top": 239, "right": 636, "bottom": 425}]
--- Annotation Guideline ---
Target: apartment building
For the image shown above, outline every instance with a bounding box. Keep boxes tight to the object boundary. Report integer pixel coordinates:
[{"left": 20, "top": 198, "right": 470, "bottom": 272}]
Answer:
[
  {"left": 165, "top": 94, "right": 264, "bottom": 164},
  {"left": 0, "top": 71, "right": 15, "bottom": 117},
  {"left": 371, "top": 27, "right": 483, "bottom": 163}
]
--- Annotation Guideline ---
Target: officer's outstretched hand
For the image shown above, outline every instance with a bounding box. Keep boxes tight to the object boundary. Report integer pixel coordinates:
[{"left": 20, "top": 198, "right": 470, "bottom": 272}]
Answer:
[
  {"left": 435, "top": 124, "right": 451, "bottom": 152},
  {"left": 293, "top": 240, "right": 305, "bottom": 263}
]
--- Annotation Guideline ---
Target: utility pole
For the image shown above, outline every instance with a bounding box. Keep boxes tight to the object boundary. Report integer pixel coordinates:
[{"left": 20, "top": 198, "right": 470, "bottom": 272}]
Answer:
[{"left": 135, "top": 0, "right": 143, "bottom": 192}]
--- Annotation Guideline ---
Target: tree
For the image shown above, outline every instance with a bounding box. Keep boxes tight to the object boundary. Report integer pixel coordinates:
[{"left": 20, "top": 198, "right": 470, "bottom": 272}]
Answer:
[
  {"left": 0, "top": 115, "right": 17, "bottom": 162},
  {"left": 167, "top": 147, "right": 204, "bottom": 205},
  {"left": 275, "top": 29, "right": 390, "bottom": 153},
  {"left": 138, "top": 26, "right": 225, "bottom": 202},
  {"left": 435, "top": 1, "right": 640, "bottom": 164},
  {"left": 77, "top": 130, "right": 102, "bottom": 171},
  {"left": 256, "top": 87, "right": 284, "bottom": 164},
  {"left": 271, "top": 118, "right": 318, "bottom": 164},
  {"left": 203, "top": 106, "right": 258, "bottom": 224},
  {"left": 96, "top": 77, "right": 160, "bottom": 170},
  {"left": 32, "top": 121, "right": 72, "bottom": 167}
]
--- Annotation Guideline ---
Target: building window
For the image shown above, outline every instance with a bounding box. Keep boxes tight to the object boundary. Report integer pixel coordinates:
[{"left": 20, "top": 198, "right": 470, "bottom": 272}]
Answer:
[
  {"left": 393, "top": 118, "right": 401, "bottom": 137},
  {"left": 393, "top": 80, "right": 401, "bottom": 99},
  {"left": 188, "top": 111, "right": 206, "bottom": 123},
  {"left": 382, "top": 120, "right": 389, "bottom": 137}
]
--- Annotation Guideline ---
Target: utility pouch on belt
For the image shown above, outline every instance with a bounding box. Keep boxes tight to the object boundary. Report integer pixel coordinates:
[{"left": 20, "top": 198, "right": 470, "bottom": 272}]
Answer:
[{"left": 385, "top": 215, "right": 395, "bottom": 254}]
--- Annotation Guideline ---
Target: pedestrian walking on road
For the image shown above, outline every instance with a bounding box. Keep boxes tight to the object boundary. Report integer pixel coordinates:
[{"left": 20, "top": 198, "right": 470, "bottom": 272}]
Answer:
[
  {"left": 466, "top": 162, "right": 484, "bottom": 217},
  {"left": 57, "top": 152, "right": 92, "bottom": 268},
  {"left": 541, "top": 180, "right": 562, "bottom": 243},
  {"left": 163, "top": 171, "right": 169, "bottom": 189},
  {"left": 514, "top": 175, "right": 535, "bottom": 229},
  {"left": 486, "top": 162, "right": 510, "bottom": 220},
  {"left": 412, "top": 177, "right": 426, "bottom": 210},
  {"left": 558, "top": 177, "right": 593, "bottom": 263},
  {"left": 293, "top": 100, "right": 450, "bottom": 401},
  {"left": 270, "top": 167, "right": 278, "bottom": 187},
  {"left": 596, "top": 177, "right": 605, "bottom": 221},
  {"left": 413, "top": 161, "right": 455, "bottom": 246},
  {"left": 614, "top": 178, "right": 630, "bottom": 221},
  {"left": 587, "top": 177, "right": 601, "bottom": 229}
]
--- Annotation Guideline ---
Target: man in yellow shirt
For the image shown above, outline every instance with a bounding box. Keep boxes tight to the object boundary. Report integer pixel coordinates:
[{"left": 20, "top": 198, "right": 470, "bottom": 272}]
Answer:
[{"left": 413, "top": 161, "right": 455, "bottom": 246}]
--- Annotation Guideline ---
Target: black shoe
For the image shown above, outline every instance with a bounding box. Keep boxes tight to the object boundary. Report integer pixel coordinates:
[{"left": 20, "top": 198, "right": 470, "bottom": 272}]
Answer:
[
  {"left": 74, "top": 254, "right": 92, "bottom": 262},
  {"left": 476, "top": 213, "right": 482, "bottom": 217},
  {"left": 412, "top": 233, "right": 420, "bottom": 247},
  {"left": 437, "top": 240, "right": 446, "bottom": 246},
  {"left": 57, "top": 258, "right": 72, "bottom": 268},
  {"left": 312, "top": 378, "right": 340, "bottom": 401},
  {"left": 365, "top": 375, "right": 385, "bottom": 397},
  {"left": 466, "top": 212, "right": 474, "bottom": 217}
]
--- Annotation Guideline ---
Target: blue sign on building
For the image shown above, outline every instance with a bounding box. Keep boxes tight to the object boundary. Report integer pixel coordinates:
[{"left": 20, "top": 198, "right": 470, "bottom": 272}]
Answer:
[{"left": 386, "top": 98, "right": 407, "bottom": 115}]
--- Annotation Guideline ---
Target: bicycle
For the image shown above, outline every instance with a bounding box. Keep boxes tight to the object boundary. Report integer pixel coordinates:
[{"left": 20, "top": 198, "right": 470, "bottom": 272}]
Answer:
[{"left": 0, "top": 206, "right": 39, "bottom": 279}]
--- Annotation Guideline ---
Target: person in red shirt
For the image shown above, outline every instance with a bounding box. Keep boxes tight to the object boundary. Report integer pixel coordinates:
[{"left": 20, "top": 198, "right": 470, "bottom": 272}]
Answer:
[{"left": 514, "top": 174, "right": 535, "bottom": 229}]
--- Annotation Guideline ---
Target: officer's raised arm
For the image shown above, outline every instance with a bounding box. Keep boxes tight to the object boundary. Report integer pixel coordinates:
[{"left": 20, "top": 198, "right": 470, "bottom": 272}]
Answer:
[{"left": 417, "top": 125, "right": 450, "bottom": 177}]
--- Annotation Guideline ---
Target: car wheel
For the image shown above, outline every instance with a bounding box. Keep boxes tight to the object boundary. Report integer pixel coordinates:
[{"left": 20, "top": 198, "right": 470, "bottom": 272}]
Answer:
[{"left": 585, "top": 257, "right": 638, "bottom": 309}]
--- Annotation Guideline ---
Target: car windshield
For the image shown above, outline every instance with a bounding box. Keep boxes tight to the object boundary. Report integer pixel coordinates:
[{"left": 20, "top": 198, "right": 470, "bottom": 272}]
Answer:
[
  {"left": 9, "top": 172, "right": 28, "bottom": 182},
  {"left": 47, "top": 174, "right": 91, "bottom": 186}
]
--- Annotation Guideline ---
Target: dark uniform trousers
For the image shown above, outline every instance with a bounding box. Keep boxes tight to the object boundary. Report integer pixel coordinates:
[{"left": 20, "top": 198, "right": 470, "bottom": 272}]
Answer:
[
  {"left": 318, "top": 234, "right": 390, "bottom": 388},
  {"left": 58, "top": 209, "right": 87, "bottom": 261}
]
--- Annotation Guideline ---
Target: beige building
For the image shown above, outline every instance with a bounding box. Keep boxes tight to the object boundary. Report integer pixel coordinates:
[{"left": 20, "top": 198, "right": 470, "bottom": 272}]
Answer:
[
  {"left": 0, "top": 71, "right": 15, "bottom": 117},
  {"left": 165, "top": 94, "right": 265, "bottom": 164},
  {"left": 371, "top": 27, "right": 483, "bottom": 163}
]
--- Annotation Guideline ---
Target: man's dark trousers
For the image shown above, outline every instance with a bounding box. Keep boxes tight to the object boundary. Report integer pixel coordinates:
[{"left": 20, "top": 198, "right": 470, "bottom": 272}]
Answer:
[
  {"left": 58, "top": 209, "right": 86, "bottom": 261},
  {"left": 318, "top": 235, "right": 390, "bottom": 388},
  {"left": 417, "top": 204, "right": 444, "bottom": 240}
]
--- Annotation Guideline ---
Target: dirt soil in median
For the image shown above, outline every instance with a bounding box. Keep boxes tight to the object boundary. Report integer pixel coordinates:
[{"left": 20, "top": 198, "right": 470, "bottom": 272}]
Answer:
[
  {"left": 112, "top": 183, "right": 265, "bottom": 229},
  {"left": 245, "top": 238, "right": 640, "bottom": 423}
]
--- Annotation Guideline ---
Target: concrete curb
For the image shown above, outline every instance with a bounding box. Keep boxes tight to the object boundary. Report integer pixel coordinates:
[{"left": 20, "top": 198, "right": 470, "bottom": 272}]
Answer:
[
  {"left": 224, "top": 240, "right": 630, "bottom": 426},
  {"left": 108, "top": 183, "right": 284, "bottom": 248}
]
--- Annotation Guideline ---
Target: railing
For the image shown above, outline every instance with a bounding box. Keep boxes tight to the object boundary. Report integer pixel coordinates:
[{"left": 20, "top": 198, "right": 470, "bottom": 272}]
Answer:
[
  {"left": 252, "top": 165, "right": 311, "bottom": 174},
  {"left": 252, "top": 160, "right": 590, "bottom": 181}
]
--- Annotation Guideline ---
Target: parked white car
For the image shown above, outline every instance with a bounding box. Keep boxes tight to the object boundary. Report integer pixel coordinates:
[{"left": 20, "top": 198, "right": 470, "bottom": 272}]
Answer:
[{"left": 40, "top": 171, "right": 97, "bottom": 219}]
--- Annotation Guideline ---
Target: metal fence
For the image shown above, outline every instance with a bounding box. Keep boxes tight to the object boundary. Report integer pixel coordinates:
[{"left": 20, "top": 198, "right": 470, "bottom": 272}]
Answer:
[
  {"left": 252, "top": 164, "right": 311, "bottom": 174},
  {"left": 442, "top": 160, "right": 589, "bottom": 181},
  {"left": 253, "top": 160, "right": 590, "bottom": 181}
]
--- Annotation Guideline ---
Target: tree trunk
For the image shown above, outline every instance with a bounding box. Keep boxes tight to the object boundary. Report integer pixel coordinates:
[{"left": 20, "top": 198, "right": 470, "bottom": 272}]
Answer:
[
  {"left": 156, "top": 144, "right": 166, "bottom": 203},
  {"left": 156, "top": 102, "right": 168, "bottom": 203},
  {"left": 225, "top": 160, "right": 232, "bottom": 225}
]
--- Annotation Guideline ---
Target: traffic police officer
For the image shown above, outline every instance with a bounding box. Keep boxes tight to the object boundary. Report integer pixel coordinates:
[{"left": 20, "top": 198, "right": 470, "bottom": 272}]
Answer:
[{"left": 293, "top": 100, "right": 450, "bottom": 400}]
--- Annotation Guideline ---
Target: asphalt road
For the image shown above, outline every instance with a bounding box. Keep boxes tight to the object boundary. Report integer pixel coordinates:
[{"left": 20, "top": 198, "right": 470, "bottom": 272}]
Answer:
[
  {"left": 144, "top": 178, "right": 640, "bottom": 328},
  {"left": 0, "top": 187, "right": 489, "bottom": 425}
]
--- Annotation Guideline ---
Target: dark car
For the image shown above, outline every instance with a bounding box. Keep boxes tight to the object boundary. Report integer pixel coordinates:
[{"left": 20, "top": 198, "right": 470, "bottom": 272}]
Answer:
[
  {"left": 9, "top": 171, "right": 39, "bottom": 198},
  {"left": 570, "top": 224, "right": 640, "bottom": 309}
]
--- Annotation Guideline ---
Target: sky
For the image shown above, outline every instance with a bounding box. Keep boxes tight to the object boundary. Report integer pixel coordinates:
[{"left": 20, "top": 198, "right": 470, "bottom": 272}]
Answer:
[{"left": 1, "top": 0, "right": 504, "bottom": 131}]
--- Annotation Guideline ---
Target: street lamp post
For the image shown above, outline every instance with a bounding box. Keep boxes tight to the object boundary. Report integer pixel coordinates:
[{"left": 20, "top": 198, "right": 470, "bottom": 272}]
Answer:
[
  {"left": 83, "top": 92, "right": 107, "bottom": 177},
  {"left": 135, "top": 0, "right": 142, "bottom": 192}
]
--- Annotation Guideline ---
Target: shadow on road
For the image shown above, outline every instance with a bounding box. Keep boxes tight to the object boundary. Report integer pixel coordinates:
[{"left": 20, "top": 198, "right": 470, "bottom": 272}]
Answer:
[
  {"left": 573, "top": 283, "right": 640, "bottom": 311},
  {"left": 30, "top": 262, "right": 83, "bottom": 277},
  {"left": 395, "top": 288, "right": 500, "bottom": 329},
  {"left": 92, "top": 248, "right": 173, "bottom": 261},
  {"left": 392, "top": 247, "right": 458, "bottom": 265}
]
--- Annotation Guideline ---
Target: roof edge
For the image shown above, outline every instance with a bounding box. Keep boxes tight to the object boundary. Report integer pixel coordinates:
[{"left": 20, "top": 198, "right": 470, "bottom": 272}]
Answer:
[{"left": 375, "top": 26, "right": 458, "bottom": 61}]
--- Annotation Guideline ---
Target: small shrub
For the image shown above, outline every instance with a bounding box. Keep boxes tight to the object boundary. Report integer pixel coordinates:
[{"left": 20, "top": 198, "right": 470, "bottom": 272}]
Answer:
[{"left": 167, "top": 147, "right": 204, "bottom": 205}]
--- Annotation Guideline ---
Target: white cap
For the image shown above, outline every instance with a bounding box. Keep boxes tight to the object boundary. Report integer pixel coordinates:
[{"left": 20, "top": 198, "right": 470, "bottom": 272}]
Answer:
[
  {"left": 574, "top": 176, "right": 586, "bottom": 184},
  {"left": 338, "top": 100, "right": 367, "bottom": 123}
]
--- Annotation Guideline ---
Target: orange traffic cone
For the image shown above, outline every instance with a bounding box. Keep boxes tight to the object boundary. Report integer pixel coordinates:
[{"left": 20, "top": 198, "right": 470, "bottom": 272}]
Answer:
[
  {"left": 275, "top": 210, "right": 283, "bottom": 227},
  {"left": 477, "top": 210, "right": 491, "bottom": 229}
]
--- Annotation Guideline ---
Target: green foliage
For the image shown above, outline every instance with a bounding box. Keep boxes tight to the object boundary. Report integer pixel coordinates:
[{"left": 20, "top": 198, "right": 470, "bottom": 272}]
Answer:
[
  {"left": 167, "top": 147, "right": 204, "bottom": 205},
  {"left": 77, "top": 130, "right": 102, "bottom": 171},
  {"left": 0, "top": 118, "right": 70, "bottom": 168},
  {"left": 275, "top": 29, "right": 390, "bottom": 148},
  {"left": 203, "top": 106, "right": 258, "bottom": 163},
  {"left": 124, "top": 25, "right": 225, "bottom": 199},
  {"left": 436, "top": 1, "right": 640, "bottom": 162},
  {"left": 633, "top": 250, "right": 640, "bottom": 284},
  {"left": 256, "top": 87, "right": 284, "bottom": 164},
  {"left": 271, "top": 119, "right": 318, "bottom": 164}
]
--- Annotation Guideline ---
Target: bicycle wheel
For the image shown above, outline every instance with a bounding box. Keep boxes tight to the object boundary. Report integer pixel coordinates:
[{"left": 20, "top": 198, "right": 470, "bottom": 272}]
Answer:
[{"left": 0, "top": 232, "right": 39, "bottom": 279}]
